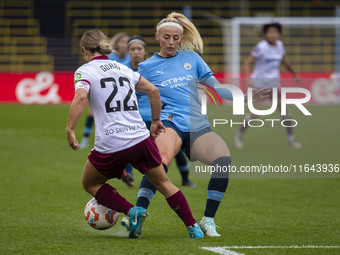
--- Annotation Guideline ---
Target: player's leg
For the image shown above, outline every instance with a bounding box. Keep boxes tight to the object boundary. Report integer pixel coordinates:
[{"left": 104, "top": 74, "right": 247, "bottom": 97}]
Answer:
[
  {"left": 191, "top": 131, "right": 231, "bottom": 237},
  {"left": 122, "top": 136, "right": 202, "bottom": 238},
  {"left": 82, "top": 159, "right": 147, "bottom": 238},
  {"left": 156, "top": 127, "right": 183, "bottom": 167},
  {"left": 125, "top": 163, "right": 133, "bottom": 175},
  {"left": 144, "top": 165, "right": 203, "bottom": 238},
  {"left": 82, "top": 160, "right": 134, "bottom": 215},
  {"left": 136, "top": 128, "right": 182, "bottom": 209},
  {"left": 175, "top": 150, "right": 196, "bottom": 187},
  {"left": 80, "top": 111, "right": 94, "bottom": 149},
  {"left": 277, "top": 97, "right": 301, "bottom": 148},
  {"left": 121, "top": 163, "right": 135, "bottom": 187},
  {"left": 234, "top": 100, "right": 262, "bottom": 149}
]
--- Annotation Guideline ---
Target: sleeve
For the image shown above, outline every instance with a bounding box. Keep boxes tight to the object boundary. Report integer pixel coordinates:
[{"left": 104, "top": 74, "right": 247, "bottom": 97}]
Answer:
[
  {"left": 74, "top": 67, "right": 91, "bottom": 92},
  {"left": 120, "top": 64, "right": 141, "bottom": 86},
  {"left": 200, "top": 76, "right": 233, "bottom": 101},
  {"left": 131, "top": 70, "right": 141, "bottom": 86},
  {"left": 135, "top": 63, "right": 147, "bottom": 98},
  {"left": 194, "top": 52, "right": 214, "bottom": 79},
  {"left": 251, "top": 42, "right": 262, "bottom": 58}
]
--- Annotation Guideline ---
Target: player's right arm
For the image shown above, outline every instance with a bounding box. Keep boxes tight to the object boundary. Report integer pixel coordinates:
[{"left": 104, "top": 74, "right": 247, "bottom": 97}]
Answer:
[
  {"left": 66, "top": 88, "right": 88, "bottom": 150},
  {"left": 282, "top": 55, "right": 301, "bottom": 83},
  {"left": 135, "top": 76, "right": 165, "bottom": 138}
]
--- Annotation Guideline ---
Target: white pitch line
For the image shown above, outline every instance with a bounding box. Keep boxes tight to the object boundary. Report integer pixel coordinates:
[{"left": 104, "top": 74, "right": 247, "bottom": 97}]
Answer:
[
  {"left": 202, "top": 247, "right": 244, "bottom": 255},
  {"left": 216, "top": 245, "right": 340, "bottom": 249},
  {"left": 202, "top": 245, "right": 340, "bottom": 255}
]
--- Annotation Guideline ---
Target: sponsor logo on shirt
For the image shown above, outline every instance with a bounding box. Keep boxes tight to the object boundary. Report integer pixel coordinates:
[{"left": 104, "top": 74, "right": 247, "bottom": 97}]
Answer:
[
  {"left": 105, "top": 124, "right": 146, "bottom": 135},
  {"left": 74, "top": 73, "right": 81, "bottom": 83},
  {"left": 160, "top": 75, "right": 193, "bottom": 87}
]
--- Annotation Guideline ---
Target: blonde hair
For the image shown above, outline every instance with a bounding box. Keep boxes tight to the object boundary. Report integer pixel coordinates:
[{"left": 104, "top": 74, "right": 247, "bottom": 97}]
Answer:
[
  {"left": 156, "top": 12, "right": 203, "bottom": 54},
  {"left": 110, "top": 32, "right": 129, "bottom": 50},
  {"left": 80, "top": 29, "right": 112, "bottom": 55}
]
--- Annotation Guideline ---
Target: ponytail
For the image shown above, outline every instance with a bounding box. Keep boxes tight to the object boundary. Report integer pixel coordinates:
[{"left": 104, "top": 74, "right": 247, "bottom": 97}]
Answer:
[
  {"left": 80, "top": 29, "right": 113, "bottom": 55},
  {"left": 156, "top": 12, "right": 203, "bottom": 54}
]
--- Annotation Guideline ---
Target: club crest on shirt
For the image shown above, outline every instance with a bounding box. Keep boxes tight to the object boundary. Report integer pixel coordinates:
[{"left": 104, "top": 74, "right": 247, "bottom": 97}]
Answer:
[{"left": 184, "top": 62, "right": 191, "bottom": 70}]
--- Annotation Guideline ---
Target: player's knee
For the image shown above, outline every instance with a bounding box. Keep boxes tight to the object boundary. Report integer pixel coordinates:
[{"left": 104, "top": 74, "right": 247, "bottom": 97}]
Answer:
[
  {"left": 211, "top": 156, "right": 232, "bottom": 179},
  {"left": 82, "top": 179, "right": 95, "bottom": 195},
  {"left": 160, "top": 153, "right": 172, "bottom": 168},
  {"left": 82, "top": 181, "right": 90, "bottom": 194}
]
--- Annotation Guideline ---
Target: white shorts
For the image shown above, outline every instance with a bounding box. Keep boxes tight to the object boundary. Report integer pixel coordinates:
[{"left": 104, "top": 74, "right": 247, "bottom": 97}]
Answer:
[{"left": 251, "top": 77, "right": 280, "bottom": 89}]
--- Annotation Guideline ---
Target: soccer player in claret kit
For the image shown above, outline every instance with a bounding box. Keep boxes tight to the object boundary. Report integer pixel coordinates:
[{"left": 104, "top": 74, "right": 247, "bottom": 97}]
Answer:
[
  {"left": 80, "top": 33, "right": 131, "bottom": 150},
  {"left": 79, "top": 32, "right": 134, "bottom": 187},
  {"left": 130, "top": 12, "right": 270, "bottom": 236},
  {"left": 66, "top": 29, "right": 204, "bottom": 238},
  {"left": 234, "top": 22, "right": 301, "bottom": 149}
]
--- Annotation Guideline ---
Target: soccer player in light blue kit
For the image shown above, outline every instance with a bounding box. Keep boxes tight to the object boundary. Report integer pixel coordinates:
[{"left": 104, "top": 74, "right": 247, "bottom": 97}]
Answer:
[
  {"left": 128, "top": 35, "right": 196, "bottom": 187},
  {"left": 107, "top": 32, "right": 130, "bottom": 65},
  {"left": 132, "top": 12, "right": 269, "bottom": 236}
]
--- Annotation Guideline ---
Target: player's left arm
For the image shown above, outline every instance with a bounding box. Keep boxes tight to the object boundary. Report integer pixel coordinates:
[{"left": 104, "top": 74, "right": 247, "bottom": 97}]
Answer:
[
  {"left": 282, "top": 55, "right": 301, "bottom": 83},
  {"left": 200, "top": 75, "right": 233, "bottom": 101},
  {"left": 197, "top": 53, "right": 270, "bottom": 103},
  {"left": 66, "top": 88, "right": 88, "bottom": 150},
  {"left": 197, "top": 52, "right": 261, "bottom": 102},
  {"left": 200, "top": 75, "right": 270, "bottom": 103}
]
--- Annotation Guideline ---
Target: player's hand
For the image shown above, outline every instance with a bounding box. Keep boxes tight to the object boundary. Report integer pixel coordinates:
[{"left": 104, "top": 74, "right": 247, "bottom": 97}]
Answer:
[
  {"left": 150, "top": 120, "right": 166, "bottom": 139},
  {"left": 66, "top": 128, "right": 81, "bottom": 150},
  {"left": 251, "top": 88, "right": 271, "bottom": 103}
]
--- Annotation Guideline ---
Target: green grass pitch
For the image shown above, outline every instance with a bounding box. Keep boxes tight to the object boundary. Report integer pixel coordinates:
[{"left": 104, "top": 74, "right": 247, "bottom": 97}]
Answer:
[{"left": 0, "top": 104, "right": 339, "bottom": 255}]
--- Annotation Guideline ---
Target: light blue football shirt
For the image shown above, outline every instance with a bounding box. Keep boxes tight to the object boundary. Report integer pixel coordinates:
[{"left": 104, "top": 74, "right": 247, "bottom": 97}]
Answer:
[
  {"left": 124, "top": 61, "right": 136, "bottom": 71},
  {"left": 107, "top": 51, "right": 130, "bottom": 65},
  {"left": 138, "top": 51, "right": 213, "bottom": 132}
]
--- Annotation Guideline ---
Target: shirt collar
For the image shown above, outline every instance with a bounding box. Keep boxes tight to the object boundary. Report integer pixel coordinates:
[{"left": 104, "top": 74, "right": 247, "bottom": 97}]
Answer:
[
  {"left": 155, "top": 52, "right": 178, "bottom": 59},
  {"left": 90, "top": 55, "right": 109, "bottom": 61}
]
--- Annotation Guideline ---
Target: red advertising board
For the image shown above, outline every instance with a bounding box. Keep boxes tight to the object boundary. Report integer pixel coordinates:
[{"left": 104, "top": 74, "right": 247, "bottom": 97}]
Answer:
[
  {"left": 0, "top": 72, "right": 74, "bottom": 104},
  {"left": 0, "top": 72, "right": 339, "bottom": 104}
]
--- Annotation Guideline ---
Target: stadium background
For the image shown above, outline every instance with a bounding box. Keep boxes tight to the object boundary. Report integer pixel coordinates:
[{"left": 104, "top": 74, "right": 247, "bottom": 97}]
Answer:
[
  {"left": 1, "top": 0, "right": 340, "bottom": 104},
  {"left": 1, "top": 1, "right": 339, "bottom": 255}
]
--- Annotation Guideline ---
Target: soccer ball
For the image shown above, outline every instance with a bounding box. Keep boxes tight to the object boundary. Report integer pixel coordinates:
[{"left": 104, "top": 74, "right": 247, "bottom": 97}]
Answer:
[{"left": 84, "top": 198, "right": 119, "bottom": 230}]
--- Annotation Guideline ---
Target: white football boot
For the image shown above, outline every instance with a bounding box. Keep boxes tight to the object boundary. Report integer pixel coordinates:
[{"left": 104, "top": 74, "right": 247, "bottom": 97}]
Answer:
[{"left": 199, "top": 216, "right": 221, "bottom": 237}]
